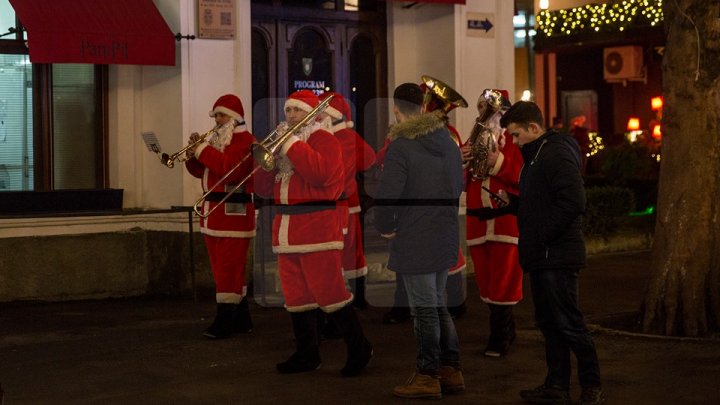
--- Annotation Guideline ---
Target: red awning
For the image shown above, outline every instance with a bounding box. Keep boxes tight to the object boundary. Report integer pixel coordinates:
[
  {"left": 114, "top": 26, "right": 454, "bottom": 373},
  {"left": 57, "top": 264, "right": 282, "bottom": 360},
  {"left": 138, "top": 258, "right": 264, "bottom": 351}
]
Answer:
[
  {"left": 9, "top": 0, "right": 175, "bottom": 66},
  {"left": 392, "top": 0, "right": 466, "bottom": 4}
]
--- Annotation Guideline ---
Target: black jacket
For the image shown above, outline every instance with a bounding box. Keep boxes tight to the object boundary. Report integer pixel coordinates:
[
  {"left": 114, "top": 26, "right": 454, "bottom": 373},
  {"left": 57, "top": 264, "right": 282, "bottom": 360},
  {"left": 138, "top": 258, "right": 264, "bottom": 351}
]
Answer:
[
  {"left": 373, "top": 112, "right": 464, "bottom": 274},
  {"left": 516, "top": 129, "right": 587, "bottom": 271}
]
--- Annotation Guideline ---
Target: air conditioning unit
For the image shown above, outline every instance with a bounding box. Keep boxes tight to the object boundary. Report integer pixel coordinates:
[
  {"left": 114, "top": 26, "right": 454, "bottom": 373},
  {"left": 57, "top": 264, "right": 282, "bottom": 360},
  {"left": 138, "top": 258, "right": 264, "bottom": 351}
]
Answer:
[{"left": 603, "top": 46, "right": 644, "bottom": 80}]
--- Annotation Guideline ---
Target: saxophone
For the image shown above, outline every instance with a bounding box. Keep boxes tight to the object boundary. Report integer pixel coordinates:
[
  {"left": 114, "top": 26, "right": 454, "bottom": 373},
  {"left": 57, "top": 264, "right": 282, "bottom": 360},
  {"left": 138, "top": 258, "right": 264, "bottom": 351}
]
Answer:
[{"left": 467, "top": 89, "right": 503, "bottom": 181}]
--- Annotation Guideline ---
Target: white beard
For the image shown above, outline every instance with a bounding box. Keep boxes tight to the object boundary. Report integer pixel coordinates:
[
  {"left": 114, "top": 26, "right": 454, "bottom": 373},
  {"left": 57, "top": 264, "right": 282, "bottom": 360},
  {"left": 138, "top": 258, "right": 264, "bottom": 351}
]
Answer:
[
  {"left": 274, "top": 119, "right": 324, "bottom": 182},
  {"left": 208, "top": 120, "right": 236, "bottom": 152}
]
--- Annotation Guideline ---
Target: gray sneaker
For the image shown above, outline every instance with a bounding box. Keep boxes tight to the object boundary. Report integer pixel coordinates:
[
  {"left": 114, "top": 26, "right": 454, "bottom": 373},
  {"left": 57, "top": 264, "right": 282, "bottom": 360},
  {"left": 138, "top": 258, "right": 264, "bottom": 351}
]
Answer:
[
  {"left": 519, "top": 384, "right": 571, "bottom": 404},
  {"left": 579, "top": 386, "right": 605, "bottom": 405}
]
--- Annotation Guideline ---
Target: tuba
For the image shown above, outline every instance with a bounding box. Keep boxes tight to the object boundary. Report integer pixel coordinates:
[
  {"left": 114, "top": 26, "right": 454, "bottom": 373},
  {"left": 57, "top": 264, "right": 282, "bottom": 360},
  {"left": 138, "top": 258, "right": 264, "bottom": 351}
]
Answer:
[
  {"left": 467, "top": 89, "right": 504, "bottom": 181},
  {"left": 420, "top": 75, "right": 468, "bottom": 119}
]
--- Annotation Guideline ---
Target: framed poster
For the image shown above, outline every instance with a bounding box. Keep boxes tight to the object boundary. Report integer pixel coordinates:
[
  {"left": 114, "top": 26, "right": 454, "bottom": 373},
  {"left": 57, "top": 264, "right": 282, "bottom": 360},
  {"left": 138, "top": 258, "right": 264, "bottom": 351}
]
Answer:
[{"left": 198, "top": 0, "right": 236, "bottom": 39}]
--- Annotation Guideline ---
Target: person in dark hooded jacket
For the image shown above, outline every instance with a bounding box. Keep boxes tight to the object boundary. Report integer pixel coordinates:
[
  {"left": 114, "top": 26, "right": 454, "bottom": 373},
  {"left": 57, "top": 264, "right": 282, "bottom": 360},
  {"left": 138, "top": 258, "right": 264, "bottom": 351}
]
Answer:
[
  {"left": 496, "top": 101, "right": 604, "bottom": 405},
  {"left": 374, "top": 83, "right": 464, "bottom": 399}
]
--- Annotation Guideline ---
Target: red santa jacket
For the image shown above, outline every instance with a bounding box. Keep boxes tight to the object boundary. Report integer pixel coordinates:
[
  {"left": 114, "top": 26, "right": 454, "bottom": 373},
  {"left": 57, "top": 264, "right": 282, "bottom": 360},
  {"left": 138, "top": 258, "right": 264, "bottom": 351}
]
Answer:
[
  {"left": 254, "top": 122, "right": 346, "bottom": 254},
  {"left": 185, "top": 124, "right": 256, "bottom": 238},
  {"left": 464, "top": 129, "right": 522, "bottom": 246},
  {"left": 331, "top": 122, "right": 376, "bottom": 213}
]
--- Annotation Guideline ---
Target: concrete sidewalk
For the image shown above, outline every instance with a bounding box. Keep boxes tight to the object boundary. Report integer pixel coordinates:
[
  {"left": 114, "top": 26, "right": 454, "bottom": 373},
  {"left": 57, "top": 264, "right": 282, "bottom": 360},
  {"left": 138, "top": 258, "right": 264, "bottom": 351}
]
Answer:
[{"left": 1, "top": 250, "right": 719, "bottom": 404}]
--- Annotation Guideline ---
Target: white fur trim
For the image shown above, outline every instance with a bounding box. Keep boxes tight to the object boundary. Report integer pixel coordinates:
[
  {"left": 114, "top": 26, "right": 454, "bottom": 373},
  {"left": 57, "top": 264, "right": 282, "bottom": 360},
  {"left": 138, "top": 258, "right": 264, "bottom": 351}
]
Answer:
[
  {"left": 467, "top": 234, "right": 518, "bottom": 246},
  {"left": 321, "top": 297, "right": 355, "bottom": 313},
  {"left": 200, "top": 226, "right": 256, "bottom": 238},
  {"left": 285, "top": 98, "right": 314, "bottom": 113},
  {"left": 343, "top": 266, "right": 368, "bottom": 278},
  {"left": 286, "top": 302, "right": 320, "bottom": 312},
  {"left": 195, "top": 141, "right": 210, "bottom": 158},
  {"left": 480, "top": 295, "right": 520, "bottom": 305},
  {"left": 279, "top": 215, "right": 290, "bottom": 246},
  {"left": 216, "top": 291, "right": 245, "bottom": 303},
  {"left": 280, "top": 176, "right": 290, "bottom": 204},
  {"left": 346, "top": 121, "right": 353, "bottom": 128},
  {"left": 325, "top": 105, "right": 343, "bottom": 120},
  {"left": 272, "top": 241, "right": 344, "bottom": 254},
  {"left": 448, "top": 264, "right": 466, "bottom": 275},
  {"left": 489, "top": 152, "right": 504, "bottom": 176},
  {"left": 281, "top": 135, "right": 300, "bottom": 155},
  {"left": 330, "top": 122, "right": 349, "bottom": 133},
  {"left": 348, "top": 206, "right": 361, "bottom": 214}
]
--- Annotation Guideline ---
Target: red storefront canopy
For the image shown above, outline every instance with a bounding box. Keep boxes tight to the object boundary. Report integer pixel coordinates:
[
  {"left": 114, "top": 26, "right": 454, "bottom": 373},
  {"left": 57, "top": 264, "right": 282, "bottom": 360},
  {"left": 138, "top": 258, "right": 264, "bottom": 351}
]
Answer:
[
  {"left": 9, "top": 0, "right": 175, "bottom": 66},
  {"left": 392, "top": 0, "right": 466, "bottom": 4}
]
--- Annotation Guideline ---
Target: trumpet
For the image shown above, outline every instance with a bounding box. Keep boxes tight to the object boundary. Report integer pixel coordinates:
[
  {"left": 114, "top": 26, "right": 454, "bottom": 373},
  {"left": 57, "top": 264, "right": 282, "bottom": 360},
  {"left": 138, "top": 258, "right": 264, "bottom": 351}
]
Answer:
[
  {"left": 159, "top": 122, "right": 228, "bottom": 168},
  {"left": 192, "top": 94, "right": 334, "bottom": 218}
]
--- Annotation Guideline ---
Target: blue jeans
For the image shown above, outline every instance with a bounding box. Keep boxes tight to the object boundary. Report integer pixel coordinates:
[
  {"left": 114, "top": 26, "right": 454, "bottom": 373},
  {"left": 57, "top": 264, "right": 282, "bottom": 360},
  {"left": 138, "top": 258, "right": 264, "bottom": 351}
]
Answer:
[
  {"left": 530, "top": 269, "right": 601, "bottom": 389},
  {"left": 402, "top": 271, "right": 461, "bottom": 372}
]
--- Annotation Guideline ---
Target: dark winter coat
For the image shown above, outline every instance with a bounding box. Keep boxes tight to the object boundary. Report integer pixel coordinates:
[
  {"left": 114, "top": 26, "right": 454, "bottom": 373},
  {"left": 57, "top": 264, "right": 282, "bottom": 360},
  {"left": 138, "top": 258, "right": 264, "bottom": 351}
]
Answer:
[
  {"left": 373, "top": 112, "right": 464, "bottom": 274},
  {"left": 516, "top": 129, "right": 587, "bottom": 271}
]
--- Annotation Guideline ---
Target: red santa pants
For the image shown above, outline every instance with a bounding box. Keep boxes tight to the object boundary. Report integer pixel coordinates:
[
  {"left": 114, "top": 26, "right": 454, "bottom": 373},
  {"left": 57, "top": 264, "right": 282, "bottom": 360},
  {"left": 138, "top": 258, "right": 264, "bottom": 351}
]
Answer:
[
  {"left": 204, "top": 235, "right": 251, "bottom": 304},
  {"left": 342, "top": 212, "right": 368, "bottom": 279},
  {"left": 278, "top": 249, "right": 352, "bottom": 312},
  {"left": 470, "top": 241, "right": 523, "bottom": 305}
]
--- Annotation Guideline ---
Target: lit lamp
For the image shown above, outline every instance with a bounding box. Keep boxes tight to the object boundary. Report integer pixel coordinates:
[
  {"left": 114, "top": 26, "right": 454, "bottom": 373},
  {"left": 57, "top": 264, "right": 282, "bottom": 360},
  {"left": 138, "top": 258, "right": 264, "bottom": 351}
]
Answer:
[
  {"left": 651, "top": 96, "right": 663, "bottom": 111},
  {"left": 627, "top": 117, "right": 640, "bottom": 131},
  {"left": 652, "top": 124, "right": 662, "bottom": 140},
  {"left": 626, "top": 117, "right": 642, "bottom": 143}
]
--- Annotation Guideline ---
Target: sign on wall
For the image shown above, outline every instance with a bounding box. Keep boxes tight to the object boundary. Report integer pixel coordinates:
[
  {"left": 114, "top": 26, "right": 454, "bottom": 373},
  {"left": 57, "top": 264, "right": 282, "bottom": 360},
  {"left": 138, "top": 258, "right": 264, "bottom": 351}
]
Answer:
[
  {"left": 198, "top": 0, "right": 236, "bottom": 39},
  {"left": 467, "top": 12, "right": 495, "bottom": 39}
]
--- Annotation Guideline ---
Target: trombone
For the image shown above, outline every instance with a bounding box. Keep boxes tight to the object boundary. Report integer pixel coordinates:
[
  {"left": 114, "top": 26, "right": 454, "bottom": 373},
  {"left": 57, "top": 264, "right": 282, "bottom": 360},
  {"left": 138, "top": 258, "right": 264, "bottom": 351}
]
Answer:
[
  {"left": 158, "top": 122, "right": 229, "bottom": 168},
  {"left": 192, "top": 94, "right": 334, "bottom": 218}
]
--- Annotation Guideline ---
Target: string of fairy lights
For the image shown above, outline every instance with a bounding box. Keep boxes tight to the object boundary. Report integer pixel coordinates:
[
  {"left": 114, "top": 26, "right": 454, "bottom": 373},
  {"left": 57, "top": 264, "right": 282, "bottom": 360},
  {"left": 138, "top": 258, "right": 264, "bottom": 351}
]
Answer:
[{"left": 537, "top": 0, "right": 664, "bottom": 38}]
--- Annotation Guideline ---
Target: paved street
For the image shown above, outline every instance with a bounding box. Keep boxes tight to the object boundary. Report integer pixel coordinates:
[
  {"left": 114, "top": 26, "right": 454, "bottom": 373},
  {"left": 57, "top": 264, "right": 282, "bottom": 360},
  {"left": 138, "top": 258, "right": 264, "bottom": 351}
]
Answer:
[{"left": 2, "top": 250, "right": 719, "bottom": 404}]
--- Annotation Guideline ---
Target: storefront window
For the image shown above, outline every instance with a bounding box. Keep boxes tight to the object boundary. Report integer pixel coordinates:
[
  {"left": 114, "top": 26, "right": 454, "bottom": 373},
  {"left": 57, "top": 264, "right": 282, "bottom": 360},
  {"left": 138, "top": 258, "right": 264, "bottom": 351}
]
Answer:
[{"left": 0, "top": 0, "right": 107, "bottom": 193}]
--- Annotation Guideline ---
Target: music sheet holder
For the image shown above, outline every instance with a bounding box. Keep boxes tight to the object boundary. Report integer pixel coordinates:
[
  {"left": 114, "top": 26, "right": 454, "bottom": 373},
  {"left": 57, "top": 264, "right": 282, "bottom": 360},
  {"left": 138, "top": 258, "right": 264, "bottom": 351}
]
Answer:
[{"left": 141, "top": 132, "right": 162, "bottom": 154}]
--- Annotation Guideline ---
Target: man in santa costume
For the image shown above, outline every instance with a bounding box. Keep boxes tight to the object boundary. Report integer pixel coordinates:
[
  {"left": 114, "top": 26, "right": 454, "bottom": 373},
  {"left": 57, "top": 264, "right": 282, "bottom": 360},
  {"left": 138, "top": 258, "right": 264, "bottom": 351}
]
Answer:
[
  {"left": 462, "top": 89, "right": 523, "bottom": 357},
  {"left": 253, "top": 90, "right": 373, "bottom": 376},
  {"left": 319, "top": 91, "right": 376, "bottom": 309},
  {"left": 185, "top": 94, "right": 256, "bottom": 339}
]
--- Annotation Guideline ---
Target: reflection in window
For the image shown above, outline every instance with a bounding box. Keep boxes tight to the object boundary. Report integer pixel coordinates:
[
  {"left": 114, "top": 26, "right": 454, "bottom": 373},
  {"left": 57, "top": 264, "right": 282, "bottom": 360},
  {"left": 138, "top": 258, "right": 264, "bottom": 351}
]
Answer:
[
  {"left": 288, "top": 29, "right": 332, "bottom": 95},
  {"left": 251, "top": 29, "right": 271, "bottom": 141},
  {"left": 350, "top": 35, "right": 376, "bottom": 149},
  {"left": 52, "top": 64, "right": 98, "bottom": 189},
  {"left": 0, "top": 54, "right": 33, "bottom": 190}
]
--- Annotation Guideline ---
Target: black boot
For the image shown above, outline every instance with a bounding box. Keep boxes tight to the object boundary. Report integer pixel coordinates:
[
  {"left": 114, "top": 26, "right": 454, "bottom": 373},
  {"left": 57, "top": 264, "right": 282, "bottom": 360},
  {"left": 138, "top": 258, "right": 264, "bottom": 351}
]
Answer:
[
  {"left": 318, "top": 309, "right": 342, "bottom": 340},
  {"left": 329, "top": 305, "right": 373, "bottom": 377},
  {"left": 276, "top": 311, "right": 322, "bottom": 374},
  {"left": 203, "top": 303, "right": 236, "bottom": 339},
  {"left": 350, "top": 276, "right": 370, "bottom": 310},
  {"left": 484, "top": 304, "right": 516, "bottom": 357},
  {"left": 233, "top": 297, "right": 253, "bottom": 333}
]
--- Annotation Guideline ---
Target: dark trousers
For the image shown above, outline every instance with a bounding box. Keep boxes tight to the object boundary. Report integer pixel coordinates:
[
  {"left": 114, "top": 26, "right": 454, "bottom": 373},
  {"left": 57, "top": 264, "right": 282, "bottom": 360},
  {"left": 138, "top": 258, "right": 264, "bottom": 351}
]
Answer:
[{"left": 529, "top": 268, "right": 601, "bottom": 389}]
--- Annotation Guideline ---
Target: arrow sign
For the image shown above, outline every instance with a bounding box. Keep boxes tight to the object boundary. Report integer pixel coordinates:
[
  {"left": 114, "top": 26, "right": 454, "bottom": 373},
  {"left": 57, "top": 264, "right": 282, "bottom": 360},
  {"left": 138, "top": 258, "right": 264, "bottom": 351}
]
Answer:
[{"left": 467, "top": 12, "right": 495, "bottom": 38}]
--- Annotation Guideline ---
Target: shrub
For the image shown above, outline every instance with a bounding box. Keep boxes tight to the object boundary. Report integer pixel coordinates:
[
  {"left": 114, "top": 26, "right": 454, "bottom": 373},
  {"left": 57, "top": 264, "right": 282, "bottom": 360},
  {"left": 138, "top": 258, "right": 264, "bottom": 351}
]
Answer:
[{"left": 584, "top": 186, "right": 636, "bottom": 238}]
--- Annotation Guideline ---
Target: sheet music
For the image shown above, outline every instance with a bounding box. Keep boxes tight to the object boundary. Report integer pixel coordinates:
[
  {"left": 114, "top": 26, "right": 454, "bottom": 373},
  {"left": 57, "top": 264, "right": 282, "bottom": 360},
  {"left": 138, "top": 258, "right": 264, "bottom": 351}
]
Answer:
[{"left": 141, "top": 132, "right": 161, "bottom": 153}]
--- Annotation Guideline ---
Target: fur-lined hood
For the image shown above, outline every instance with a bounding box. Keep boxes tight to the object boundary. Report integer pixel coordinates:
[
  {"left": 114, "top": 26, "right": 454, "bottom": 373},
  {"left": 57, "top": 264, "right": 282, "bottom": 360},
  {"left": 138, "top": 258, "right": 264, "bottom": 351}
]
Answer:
[{"left": 388, "top": 111, "right": 447, "bottom": 141}]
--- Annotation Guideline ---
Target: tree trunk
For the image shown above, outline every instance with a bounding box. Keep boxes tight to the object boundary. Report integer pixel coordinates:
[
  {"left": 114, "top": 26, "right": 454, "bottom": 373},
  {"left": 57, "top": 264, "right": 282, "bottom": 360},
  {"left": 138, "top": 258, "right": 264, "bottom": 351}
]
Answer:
[{"left": 642, "top": 0, "right": 720, "bottom": 336}]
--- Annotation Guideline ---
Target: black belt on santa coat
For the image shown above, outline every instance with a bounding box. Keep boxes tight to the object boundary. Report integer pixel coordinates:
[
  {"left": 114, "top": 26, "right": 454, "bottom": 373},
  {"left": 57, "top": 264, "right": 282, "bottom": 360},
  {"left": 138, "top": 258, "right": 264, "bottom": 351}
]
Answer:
[
  {"left": 204, "top": 192, "right": 253, "bottom": 203},
  {"left": 259, "top": 193, "right": 347, "bottom": 215}
]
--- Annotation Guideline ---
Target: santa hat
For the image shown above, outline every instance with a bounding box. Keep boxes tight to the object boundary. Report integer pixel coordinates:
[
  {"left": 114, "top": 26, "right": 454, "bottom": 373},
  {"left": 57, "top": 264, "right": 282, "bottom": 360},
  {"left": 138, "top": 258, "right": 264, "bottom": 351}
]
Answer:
[
  {"left": 209, "top": 94, "right": 244, "bottom": 120},
  {"left": 319, "top": 92, "right": 354, "bottom": 128},
  {"left": 285, "top": 90, "right": 320, "bottom": 113},
  {"left": 493, "top": 89, "right": 512, "bottom": 110}
]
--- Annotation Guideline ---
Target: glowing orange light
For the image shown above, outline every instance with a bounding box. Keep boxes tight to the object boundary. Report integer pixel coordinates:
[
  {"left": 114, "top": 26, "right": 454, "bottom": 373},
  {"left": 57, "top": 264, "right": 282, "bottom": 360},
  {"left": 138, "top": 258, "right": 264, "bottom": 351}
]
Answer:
[
  {"left": 651, "top": 96, "right": 663, "bottom": 111},
  {"left": 627, "top": 117, "right": 641, "bottom": 131},
  {"left": 652, "top": 124, "right": 662, "bottom": 139}
]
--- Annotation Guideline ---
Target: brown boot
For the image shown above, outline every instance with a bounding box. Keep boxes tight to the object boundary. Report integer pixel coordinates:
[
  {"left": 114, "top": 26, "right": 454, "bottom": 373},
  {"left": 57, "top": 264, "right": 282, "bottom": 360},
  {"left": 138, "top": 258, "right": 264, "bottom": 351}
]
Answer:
[
  {"left": 393, "top": 372, "right": 442, "bottom": 399},
  {"left": 438, "top": 365, "right": 465, "bottom": 394}
]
